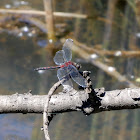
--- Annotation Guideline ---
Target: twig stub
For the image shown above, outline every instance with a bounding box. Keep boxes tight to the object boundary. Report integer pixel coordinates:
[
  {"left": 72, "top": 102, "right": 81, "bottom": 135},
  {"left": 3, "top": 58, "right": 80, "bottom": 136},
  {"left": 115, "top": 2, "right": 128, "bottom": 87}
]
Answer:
[{"left": 43, "top": 80, "right": 62, "bottom": 140}]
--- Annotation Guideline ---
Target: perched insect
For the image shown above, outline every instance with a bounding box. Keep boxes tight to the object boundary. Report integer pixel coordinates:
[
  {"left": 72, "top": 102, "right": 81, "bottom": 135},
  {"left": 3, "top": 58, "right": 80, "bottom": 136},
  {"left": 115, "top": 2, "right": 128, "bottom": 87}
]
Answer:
[{"left": 35, "top": 39, "right": 87, "bottom": 89}]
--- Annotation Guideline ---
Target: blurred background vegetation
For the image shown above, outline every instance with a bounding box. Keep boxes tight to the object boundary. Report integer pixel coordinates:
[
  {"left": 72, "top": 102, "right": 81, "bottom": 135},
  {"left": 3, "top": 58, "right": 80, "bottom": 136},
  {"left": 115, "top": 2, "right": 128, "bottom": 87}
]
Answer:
[{"left": 0, "top": 0, "right": 140, "bottom": 140}]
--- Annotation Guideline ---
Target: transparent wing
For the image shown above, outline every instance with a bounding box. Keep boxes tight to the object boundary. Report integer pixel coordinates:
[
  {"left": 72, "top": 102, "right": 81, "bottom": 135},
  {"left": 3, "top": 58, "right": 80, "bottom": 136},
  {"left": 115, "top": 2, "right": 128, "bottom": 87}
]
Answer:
[
  {"left": 57, "top": 67, "right": 73, "bottom": 87},
  {"left": 68, "top": 65, "right": 87, "bottom": 87},
  {"left": 62, "top": 39, "right": 73, "bottom": 62},
  {"left": 53, "top": 50, "right": 65, "bottom": 65}
]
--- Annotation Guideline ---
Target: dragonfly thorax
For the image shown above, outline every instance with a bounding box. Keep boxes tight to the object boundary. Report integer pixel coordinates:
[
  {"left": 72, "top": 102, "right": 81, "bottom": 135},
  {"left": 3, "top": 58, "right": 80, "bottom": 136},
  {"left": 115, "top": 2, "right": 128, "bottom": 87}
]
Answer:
[
  {"left": 35, "top": 39, "right": 87, "bottom": 88},
  {"left": 60, "top": 61, "right": 73, "bottom": 68}
]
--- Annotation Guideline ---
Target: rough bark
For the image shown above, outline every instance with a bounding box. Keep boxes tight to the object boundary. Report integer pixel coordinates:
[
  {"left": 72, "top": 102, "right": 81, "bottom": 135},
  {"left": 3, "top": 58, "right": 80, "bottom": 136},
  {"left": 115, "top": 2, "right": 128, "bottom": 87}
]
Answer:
[{"left": 0, "top": 88, "right": 140, "bottom": 115}]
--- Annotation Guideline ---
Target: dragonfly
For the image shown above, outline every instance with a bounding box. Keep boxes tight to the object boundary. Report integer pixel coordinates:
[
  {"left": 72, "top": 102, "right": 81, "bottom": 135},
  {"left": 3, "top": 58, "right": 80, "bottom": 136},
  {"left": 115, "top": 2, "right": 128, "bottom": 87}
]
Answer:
[{"left": 34, "top": 39, "right": 87, "bottom": 88}]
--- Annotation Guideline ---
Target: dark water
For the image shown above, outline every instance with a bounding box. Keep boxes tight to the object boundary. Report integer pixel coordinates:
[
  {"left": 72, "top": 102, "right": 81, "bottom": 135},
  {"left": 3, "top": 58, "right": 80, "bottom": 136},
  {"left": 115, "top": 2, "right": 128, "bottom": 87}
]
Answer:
[{"left": 0, "top": 0, "right": 140, "bottom": 140}]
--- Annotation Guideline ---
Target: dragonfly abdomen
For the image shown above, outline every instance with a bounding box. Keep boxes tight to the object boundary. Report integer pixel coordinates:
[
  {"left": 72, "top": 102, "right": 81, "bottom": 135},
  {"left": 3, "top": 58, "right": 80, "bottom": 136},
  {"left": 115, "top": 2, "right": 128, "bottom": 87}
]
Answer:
[{"left": 34, "top": 66, "right": 60, "bottom": 71}]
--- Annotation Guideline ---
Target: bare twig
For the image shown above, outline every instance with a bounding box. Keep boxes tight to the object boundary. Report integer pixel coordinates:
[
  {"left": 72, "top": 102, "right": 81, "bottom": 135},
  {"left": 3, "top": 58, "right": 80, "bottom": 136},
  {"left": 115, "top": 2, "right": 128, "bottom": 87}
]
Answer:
[
  {"left": 43, "top": 80, "right": 62, "bottom": 140},
  {"left": 73, "top": 39, "right": 140, "bottom": 58},
  {"left": 83, "top": 71, "right": 93, "bottom": 93},
  {"left": 0, "top": 9, "right": 45, "bottom": 16},
  {"left": 0, "top": 9, "right": 87, "bottom": 19},
  {"left": 82, "top": 71, "right": 95, "bottom": 115}
]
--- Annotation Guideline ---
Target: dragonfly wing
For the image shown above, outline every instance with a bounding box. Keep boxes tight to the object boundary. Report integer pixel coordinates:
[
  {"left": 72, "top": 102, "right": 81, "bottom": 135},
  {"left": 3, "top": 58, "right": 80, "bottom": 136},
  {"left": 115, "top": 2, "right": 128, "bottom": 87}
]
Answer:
[
  {"left": 53, "top": 50, "right": 65, "bottom": 65},
  {"left": 68, "top": 65, "right": 87, "bottom": 87},
  {"left": 57, "top": 67, "right": 73, "bottom": 87},
  {"left": 62, "top": 39, "right": 73, "bottom": 62}
]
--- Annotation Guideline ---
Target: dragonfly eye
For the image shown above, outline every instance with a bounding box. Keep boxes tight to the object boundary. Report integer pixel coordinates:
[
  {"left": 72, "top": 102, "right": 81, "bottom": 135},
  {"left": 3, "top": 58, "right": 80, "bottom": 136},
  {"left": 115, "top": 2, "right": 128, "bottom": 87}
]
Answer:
[{"left": 66, "top": 38, "right": 73, "bottom": 43}]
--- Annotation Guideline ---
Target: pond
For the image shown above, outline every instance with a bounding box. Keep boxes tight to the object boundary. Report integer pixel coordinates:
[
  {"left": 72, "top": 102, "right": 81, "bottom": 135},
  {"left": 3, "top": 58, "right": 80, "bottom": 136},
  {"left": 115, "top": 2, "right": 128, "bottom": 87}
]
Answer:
[{"left": 0, "top": 0, "right": 140, "bottom": 140}]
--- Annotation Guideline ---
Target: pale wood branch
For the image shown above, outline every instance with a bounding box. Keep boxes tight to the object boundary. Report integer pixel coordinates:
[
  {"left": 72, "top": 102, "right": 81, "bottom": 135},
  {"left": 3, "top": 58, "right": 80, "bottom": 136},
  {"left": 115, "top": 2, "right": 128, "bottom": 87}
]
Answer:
[
  {"left": 73, "top": 39, "right": 140, "bottom": 58},
  {"left": 0, "top": 88, "right": 140, "bottom": 114},
  {"left": 0, "top": 9, "right": 87, "bottom": 19},
  {"left": 43, "top": 80, "right": 62, "bottom": 140}
]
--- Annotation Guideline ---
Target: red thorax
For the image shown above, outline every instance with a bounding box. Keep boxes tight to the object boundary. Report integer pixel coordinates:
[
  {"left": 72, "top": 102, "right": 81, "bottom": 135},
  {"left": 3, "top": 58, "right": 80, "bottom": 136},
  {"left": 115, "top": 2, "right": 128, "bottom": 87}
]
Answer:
[{"left": 60, "top": 61, "right": 73, "bottom": 68}]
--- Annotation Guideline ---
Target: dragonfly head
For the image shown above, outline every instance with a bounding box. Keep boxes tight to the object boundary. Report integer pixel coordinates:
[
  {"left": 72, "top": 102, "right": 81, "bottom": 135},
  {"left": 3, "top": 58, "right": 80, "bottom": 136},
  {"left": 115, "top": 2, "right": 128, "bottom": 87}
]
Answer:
[
  {"left": 72, "top": 62, "right": 82, "bottom": 70},
  {"left": 66, "top": 38, "right": 73, "bottom": 43}
]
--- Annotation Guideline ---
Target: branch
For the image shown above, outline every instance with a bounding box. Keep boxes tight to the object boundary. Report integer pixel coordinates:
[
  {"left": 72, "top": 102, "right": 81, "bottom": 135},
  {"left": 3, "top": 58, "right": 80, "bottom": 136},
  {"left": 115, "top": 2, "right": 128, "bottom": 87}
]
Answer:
[
  {"left": 0, "top": 8, "right": 119, "bottom": 23},
  {"left": 0, "top": 88, "right": 140, "bottom": 114},
  {"left": 43, "top": 80, "right": 62, "bottom": 140},
  {"left": 73, "top": 39, "right": 140, "bottom": 58},
  {"left": 0, "top": 9, "right": 87, "bottom": 19}
]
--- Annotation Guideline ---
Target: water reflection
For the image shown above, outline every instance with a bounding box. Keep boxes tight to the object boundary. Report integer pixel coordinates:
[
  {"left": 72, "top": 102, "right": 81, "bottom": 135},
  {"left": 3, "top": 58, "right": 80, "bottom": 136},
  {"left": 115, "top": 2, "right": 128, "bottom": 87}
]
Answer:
[
  {"left": 4, "top": 0, "right": 29, "bottom": 9},
  {"left": 0, "top": 114, "right": 35, "bottom": 140},
  {"left": 37, "top": 39, "right": 48, "bottom": 47},
  {"left": 0, "top": 32, "right": 60, "bottom": 139}
]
